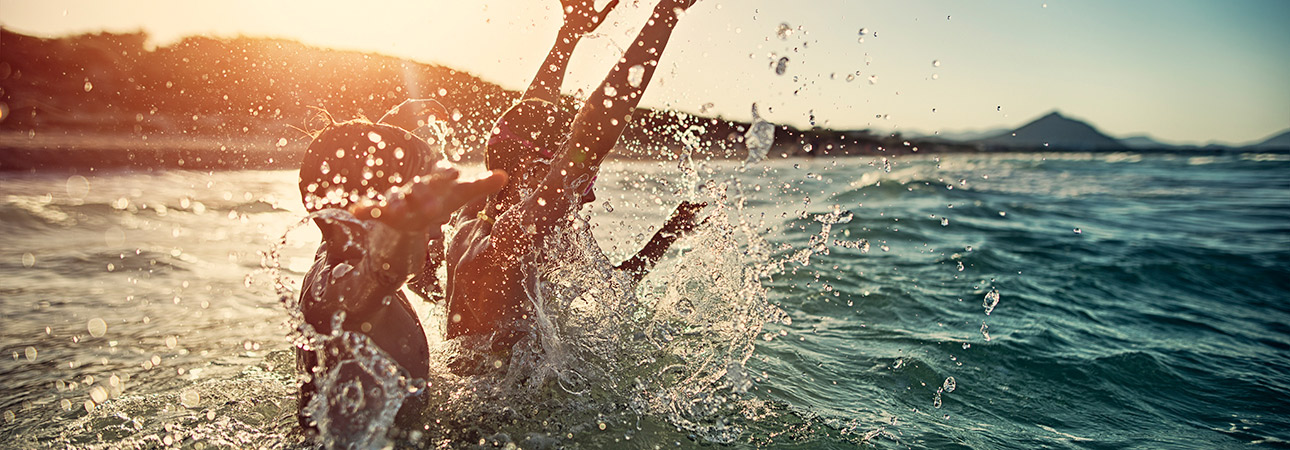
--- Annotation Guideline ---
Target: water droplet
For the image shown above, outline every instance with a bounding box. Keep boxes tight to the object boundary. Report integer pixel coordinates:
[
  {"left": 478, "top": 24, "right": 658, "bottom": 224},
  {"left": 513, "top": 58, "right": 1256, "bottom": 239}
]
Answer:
[
  {"left": 744, "top": 103, "right": 775, "bottom": 163},
  {"left": 276, "top": 137, "right": 288, "bottom": 147},
  {"left": 776, "top": 23, "right": 793, "bottom": 40},
  {"left": 24, "top": 347, "right": 37, "bottom": 362},
  {"left": 180, "top": 389, "right": 201, "bottom": 408},
  {"left": 83, "top": 81, "right": 93, "bottom": 92},
  {"left": 437, "top": 88, "right": 448, "bottom": 96},
  {"left": 22, "top": 253, "right": 35, "bottom": 268},
  {"left": 87, "top": 318, "right": 107, "bottom": 338},
  {"left": 165, "top": 336, "right": 178, "bottom": 349},
  {"left": 90, "top": 385, "right": 108, "bottom": 403},
  {"left": 774, "top": 57, "right": 789, "bottom": 75},
  {"left": 66, "top": 175, "right": 90, "bottom": 200},
  {"left": 932, "top": 59, "right": 941, "bottom": 67},
  {"left": 627, "top": 64, "right": 645, "bottom": 88},
  {"left": 983, "top": 288, "right": 1000, "bottom": 315}
]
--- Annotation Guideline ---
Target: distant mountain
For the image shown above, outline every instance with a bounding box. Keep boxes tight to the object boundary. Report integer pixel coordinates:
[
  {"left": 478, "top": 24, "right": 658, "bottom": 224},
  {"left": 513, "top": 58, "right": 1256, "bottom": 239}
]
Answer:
[
  {"left": 1119, "top": 135, "right": 1177, "bottom": 150},
  {"left": 979, "top": 111, "right": 1125, "bottom": 151},
  {"left": 1251, "top": 129, "right": 1290, "bottom": 149}
]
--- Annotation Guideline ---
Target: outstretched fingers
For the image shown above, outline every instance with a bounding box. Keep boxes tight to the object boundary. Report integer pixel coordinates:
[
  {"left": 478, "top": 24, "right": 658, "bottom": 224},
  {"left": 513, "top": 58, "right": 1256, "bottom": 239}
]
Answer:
[
  {"left": 593, "top": 0, "right": 620, "bottom": 26},
  {"left": 561, "top": 0, "right": 620, "bottom": 35},
  {"left": 665, "top": 200, "right": 709, "bottom": 234},
  {"left": 383, "top": 169, "right": 507, "bottom": 234}
]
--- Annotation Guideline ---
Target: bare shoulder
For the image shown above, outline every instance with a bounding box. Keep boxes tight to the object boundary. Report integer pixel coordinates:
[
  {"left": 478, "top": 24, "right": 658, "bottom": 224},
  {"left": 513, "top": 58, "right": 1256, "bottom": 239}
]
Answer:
[{"left": 448, "top": 217, "right": 495, "bottom": 265}]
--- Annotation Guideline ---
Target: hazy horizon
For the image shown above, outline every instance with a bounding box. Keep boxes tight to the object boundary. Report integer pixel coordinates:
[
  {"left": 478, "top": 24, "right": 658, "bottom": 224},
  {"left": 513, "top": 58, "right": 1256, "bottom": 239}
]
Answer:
[{"left": 3, "top": 0, "right": 1287, "bottom": 146}]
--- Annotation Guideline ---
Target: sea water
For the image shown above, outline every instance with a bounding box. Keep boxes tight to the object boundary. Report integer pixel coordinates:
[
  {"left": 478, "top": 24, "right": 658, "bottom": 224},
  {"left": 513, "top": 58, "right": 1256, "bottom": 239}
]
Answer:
[{"left": 1, "top": 153, "right": 1288, "bottom": 448}]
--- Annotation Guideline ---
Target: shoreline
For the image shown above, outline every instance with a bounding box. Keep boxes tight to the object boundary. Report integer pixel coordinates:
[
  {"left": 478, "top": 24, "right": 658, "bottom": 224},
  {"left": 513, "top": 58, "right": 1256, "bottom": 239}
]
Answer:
[{"left": 3, "top": 131, "right": 1285, "bottom": 173}]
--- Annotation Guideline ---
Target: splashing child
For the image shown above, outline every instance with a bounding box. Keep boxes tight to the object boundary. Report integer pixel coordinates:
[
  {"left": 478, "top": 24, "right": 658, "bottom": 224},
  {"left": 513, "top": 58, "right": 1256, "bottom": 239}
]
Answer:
[{"left": 292, "top": 0, "right": 705, "bottom": 440}]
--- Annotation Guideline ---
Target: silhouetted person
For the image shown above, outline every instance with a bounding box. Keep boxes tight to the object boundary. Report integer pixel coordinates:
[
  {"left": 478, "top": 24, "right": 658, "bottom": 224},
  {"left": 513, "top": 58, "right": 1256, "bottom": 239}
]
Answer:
[
  {"left": 293, "top": 0, "right": 704, "bottom": 438},
  {"left": 445, "top": 0, "right": 704, "bottom": 351},
  {"left": 294, "top": 120, "right": 505, "bottom": 433}
]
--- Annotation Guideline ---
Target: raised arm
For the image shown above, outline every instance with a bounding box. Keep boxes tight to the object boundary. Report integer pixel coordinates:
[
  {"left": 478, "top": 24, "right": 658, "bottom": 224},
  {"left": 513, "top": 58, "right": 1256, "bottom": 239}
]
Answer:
[
  {"left": 494, "top": 0, "right": 694, "bottom": 255},
  {"left": 524, "top": 0, "right": 621, "bottom": 103},
  {"left": 616, "top": 200, "right": 706, "bottom": 283}
]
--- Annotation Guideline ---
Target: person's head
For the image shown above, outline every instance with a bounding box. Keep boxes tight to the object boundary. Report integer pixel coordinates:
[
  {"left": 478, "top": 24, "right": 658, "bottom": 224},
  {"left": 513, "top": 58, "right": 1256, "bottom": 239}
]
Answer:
[
  {"left": 486, "top": 99, "right": 567, "bottom": 203},
  {"left": 299, "top": 119, "right": 438, "bottom": 217}
]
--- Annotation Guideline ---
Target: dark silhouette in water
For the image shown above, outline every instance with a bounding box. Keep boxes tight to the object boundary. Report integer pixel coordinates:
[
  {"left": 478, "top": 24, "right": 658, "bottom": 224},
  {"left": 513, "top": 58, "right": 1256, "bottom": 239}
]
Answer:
[
  {"left": 294, "top": 119, "right": 506, "bottom": 434},
  {"left": 292, "top": 0, "right": 706, "bottom": 440},
  {"left": 444, "top": 0, "right": 707, "bottom": 349}
]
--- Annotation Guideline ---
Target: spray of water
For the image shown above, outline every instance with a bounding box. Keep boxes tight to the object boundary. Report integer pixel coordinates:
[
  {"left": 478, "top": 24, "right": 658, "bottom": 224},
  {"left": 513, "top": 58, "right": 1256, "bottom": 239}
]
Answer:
[{"left": 260, "top": 174, "right": 790, "bottom": 446}]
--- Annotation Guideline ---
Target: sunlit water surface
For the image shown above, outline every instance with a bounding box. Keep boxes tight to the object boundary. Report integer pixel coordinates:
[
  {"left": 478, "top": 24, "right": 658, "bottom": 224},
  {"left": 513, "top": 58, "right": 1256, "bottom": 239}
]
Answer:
[{"left": 2, "top": 153, "right": 1288, "bottom": 449}]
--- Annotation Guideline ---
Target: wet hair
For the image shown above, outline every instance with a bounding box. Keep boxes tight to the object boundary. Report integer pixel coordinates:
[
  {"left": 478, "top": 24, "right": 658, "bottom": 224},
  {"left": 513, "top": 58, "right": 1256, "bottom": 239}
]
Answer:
[
  {"left": 486, "top": 98, "right": 567, "bottom": 187},
  {"left": 298, "top": 120, "right": 438, "bottom": 213}
]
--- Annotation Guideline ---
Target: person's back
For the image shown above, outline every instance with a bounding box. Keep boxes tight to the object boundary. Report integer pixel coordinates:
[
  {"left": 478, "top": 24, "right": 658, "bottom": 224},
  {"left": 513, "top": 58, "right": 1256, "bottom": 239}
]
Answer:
[
  {"left": 294, "top": 119, "right": 506, "bottom": 435},
  {"left": 443, "top": 209, "right": 527, "bottom": 348}
]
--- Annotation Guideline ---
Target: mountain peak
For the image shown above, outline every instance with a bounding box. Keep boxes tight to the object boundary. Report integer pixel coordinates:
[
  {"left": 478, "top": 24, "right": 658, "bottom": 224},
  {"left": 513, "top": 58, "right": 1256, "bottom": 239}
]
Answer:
[
  {"left": 1253, "top": 129, "right": 1290, "bottom": 149},
  {"left": 980, "top": 111, "right": 1125, "bottom": 151}
]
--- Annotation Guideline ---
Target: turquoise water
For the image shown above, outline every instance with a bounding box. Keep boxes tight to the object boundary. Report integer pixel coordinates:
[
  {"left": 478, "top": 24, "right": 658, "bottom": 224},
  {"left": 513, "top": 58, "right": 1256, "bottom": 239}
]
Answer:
[{"left": 1, "top": 152, "right": 1287, "bottom": 448}]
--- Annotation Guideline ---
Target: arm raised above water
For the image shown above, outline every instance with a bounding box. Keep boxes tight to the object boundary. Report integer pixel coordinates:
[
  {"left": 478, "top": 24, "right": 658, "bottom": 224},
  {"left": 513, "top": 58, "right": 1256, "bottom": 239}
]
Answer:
[
  {"left": 492, "top": 0, "right": 694, "bottom": 256},
  {"left": 616, "top": 200, "right": 707, "bottom": 283},
  {"left": 523, "top": 0, "right": 621, "bottom": 104}
]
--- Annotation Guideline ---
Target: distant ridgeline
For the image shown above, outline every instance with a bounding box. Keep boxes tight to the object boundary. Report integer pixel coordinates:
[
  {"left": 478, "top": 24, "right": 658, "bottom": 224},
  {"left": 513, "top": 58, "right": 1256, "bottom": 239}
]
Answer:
[{"left": 0, "top": 29, "right": 978, "bottom": 171}]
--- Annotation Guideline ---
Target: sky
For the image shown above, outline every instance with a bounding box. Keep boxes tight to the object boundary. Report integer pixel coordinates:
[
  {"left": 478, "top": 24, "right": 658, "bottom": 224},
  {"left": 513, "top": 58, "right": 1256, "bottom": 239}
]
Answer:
[{"left": 2, "top": 0, "right": 1288, "bottom": 145}]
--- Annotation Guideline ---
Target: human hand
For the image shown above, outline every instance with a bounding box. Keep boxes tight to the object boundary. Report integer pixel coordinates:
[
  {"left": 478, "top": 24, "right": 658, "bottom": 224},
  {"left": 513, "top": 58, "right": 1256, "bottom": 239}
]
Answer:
[
  {"left": 560, "top": 0, "right": 620, "bottom": 35},
  {"left": 370, "top": 165, "right": 508, "bottom": 238},
  {"left": 664, "top": 200, "right": 708, "bottom": 234}
]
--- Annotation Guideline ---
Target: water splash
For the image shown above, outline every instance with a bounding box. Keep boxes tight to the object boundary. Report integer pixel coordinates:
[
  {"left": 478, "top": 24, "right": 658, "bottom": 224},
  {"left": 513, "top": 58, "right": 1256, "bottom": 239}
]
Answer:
[
  {"left": 776, "top": 23, "right": 793, "bottom": 40},
  {"left": 256, "top": 182, "right": 784, "bottom": 446},
  {"left": 744, "top": 104, "right": 775, "bottom": 163},
  {"left": 983, "top": 288, "right": 1000, "bottom": 315}
]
